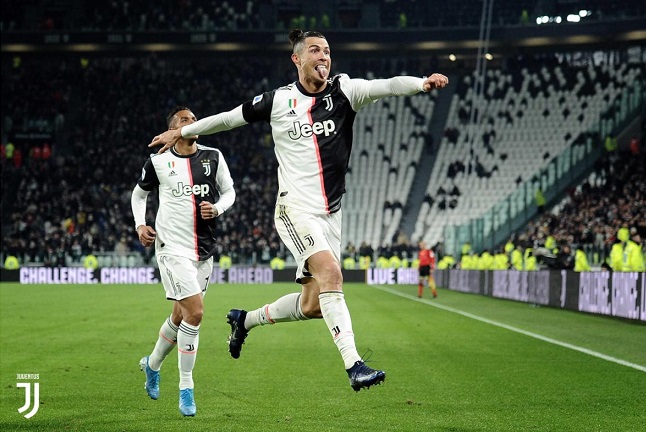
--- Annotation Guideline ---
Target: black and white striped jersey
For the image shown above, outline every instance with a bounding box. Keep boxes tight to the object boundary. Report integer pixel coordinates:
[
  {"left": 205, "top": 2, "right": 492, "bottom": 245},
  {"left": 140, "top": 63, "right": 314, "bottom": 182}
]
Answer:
[
  {"left": 133, "top": 144, "right": 235, "bottom": 261},
  {"left": 241, "top": 74, "right": 381, "bottom": 215},
  {"left": 181, "top": 73, "right": 425, "bottom": 215}
]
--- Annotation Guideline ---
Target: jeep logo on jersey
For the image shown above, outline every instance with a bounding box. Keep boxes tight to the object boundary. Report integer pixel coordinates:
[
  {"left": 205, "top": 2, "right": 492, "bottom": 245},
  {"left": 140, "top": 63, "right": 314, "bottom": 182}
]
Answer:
[
  {"left": 288, "top": 120, "right": 336, "bottom": 140},
  {"left": 171, "top": 182, "right": 210, "bottom": 197}
]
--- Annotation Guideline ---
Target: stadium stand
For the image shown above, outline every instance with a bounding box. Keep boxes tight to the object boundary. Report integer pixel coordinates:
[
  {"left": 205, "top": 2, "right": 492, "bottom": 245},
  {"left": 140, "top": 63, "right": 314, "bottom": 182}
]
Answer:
[
  {"left": 517, "top": 149, "right": 646, "bottom": 266},
  {"left": 3, "top": 0, "right": 643, "bottom": 31},
  {"left": 1, "top": 1, "right": 644, "bottom": 268},
  {"left": 413, "top": 56, "right": 645, "bottom": 251}
]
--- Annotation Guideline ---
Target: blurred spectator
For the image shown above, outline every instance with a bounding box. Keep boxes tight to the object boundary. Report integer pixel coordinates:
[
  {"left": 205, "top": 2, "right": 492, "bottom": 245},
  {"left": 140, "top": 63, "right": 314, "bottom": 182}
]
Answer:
[{"left": 519, "top": 151, "right": 645, "bottom": 268}]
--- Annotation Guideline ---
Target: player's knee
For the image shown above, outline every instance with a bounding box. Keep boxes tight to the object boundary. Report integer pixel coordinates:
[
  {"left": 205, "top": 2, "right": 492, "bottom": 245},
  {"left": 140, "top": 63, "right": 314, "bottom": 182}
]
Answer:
[
  {"left": 183, "top": 308, "right": 203, "bottom": 326},
  {"left": 315, "top": 262, "right": 343, "bottom": 287}
]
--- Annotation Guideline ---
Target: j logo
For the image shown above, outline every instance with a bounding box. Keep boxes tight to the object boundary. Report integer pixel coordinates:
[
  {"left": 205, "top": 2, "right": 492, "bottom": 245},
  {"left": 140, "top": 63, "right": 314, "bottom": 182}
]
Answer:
[
  {"left": 202, "top": 161, "right": 211, "bottom": 176},
  {"left": 323, "top": 94, "right": 333, "bottom": 111},
  {"left": 17, "top": 381, "right": 39, "bottom": 419}
]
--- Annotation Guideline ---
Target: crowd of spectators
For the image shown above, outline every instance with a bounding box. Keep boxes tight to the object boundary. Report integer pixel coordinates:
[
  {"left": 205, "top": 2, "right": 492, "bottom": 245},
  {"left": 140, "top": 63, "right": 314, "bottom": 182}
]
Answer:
[
  {"left": 2, "top": 0, "right": 644, "bottom": 32},
  {"left": 514, "top": 147, "right": 645, "bottom": 267},
  {"left": 1, "top": 55, "right": 283, "bottom": 266}
]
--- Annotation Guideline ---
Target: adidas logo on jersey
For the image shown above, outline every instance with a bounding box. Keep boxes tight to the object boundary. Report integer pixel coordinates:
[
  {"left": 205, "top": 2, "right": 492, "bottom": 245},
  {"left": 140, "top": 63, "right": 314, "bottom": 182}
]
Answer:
[
  {"left": 169, "top": 170, "right": 177, "bottom": 176},
  {"left": 286, "top": 110, "right": 297, "bottom": 117}
]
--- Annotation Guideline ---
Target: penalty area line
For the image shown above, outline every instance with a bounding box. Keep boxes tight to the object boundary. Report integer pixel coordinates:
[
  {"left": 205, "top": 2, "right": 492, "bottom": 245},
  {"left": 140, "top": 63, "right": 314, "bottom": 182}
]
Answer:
[{"left": 371, "top": 284, "right": 646, "bottom": 373}]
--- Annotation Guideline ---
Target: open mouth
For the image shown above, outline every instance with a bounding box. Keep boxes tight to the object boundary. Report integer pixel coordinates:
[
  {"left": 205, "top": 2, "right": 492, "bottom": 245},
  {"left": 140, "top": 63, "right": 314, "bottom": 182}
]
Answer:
[{"left": 315, "top": 64, "right": 328, "bottom": 78}]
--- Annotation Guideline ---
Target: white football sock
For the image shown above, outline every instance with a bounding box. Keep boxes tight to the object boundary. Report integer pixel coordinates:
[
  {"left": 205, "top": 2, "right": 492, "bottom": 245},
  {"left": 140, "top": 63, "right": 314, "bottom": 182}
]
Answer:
[
  {"left": 319, "top": 291, "right": 361, "bottom": 369},
  {"left": 177, "top": 321, "right": 200, "bottom": 390},
  {"left": 244, "top": 293, "right": 309, "bottom": 329},
  {"left": 148, "top": 316, "right": 178, "bottom": 371}
]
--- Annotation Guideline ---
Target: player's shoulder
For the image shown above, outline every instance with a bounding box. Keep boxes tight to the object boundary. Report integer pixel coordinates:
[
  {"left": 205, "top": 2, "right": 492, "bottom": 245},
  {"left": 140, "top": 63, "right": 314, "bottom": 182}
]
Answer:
[
  {"left": 147, "top": 151, "right": 170, "bottom": 163},
  {"left": 196, "top": 143, "right": 218, "bottom": 152},
  {"left": 196, "top": 144, "right": 221, "bottom": 157},
  {"left": 276, "top": 82, "right": 295, "bottom": 92},
  {"left": 331, "top": 73, "right": 351, "bottom": 83},
  {"left": 249, "top": 88, "right": 278, "bottom": 108}
]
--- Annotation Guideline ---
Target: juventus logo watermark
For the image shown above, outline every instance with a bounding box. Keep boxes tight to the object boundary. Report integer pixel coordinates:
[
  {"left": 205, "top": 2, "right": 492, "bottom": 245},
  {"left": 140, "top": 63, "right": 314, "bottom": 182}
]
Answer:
[
  {"left": 304, "top": 234, "right": 314, "bottom": 247},
  {"left": 17, "top": 374, "right": 40, "bottom": 419},
  {"left": 186, "top": 344, "right": 195, "bottom": 352},
  {"left": 202, "top": 161, "right": 211, "bottom": 176},
  {"left": 323, "top": 94, "right": 333, "bottom": 111}
]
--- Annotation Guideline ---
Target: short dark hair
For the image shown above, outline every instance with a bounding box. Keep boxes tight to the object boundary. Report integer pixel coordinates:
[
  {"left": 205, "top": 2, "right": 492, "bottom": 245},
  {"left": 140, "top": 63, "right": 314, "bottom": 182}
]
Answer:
[
  {"left": 166, "top": 106, "right": 191, "bottom": 128},
  {"left": 289, "top": 29, "right": 326, "bottom": 54}
]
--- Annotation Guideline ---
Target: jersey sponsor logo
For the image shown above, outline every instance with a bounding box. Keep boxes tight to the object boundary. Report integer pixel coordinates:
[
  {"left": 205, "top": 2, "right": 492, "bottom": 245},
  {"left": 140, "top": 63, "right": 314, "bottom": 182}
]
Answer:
[
  {"left": 288, "top": 120, "right": 336, "bottom": 140},
  {"left": 171, "top": 182, "right": 210, "bottom": 197},
  {"left": 253, "top": 94, "right": 263, "bottom": 105}
]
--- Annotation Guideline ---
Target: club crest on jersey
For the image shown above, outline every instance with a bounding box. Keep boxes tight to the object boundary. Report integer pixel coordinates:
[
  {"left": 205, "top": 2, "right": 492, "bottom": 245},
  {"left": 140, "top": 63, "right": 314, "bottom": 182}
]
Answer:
[
  {"left": 323, "top": 94, "right": 333, "bottom": 111},
  {"left": 202, "top": 161, "right": 211, "bottom": 176},
  {"left": 304, "top": 234, "right": 314, "bottom": 247}
]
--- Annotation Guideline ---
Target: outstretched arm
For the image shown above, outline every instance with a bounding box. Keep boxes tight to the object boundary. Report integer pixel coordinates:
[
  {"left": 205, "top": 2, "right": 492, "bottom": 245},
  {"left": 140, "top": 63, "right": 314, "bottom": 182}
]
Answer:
[
  {"left": 149, "top": 105, "right": 247, "bottom": 153},
  {"left": 347, "top": 73, "right": 449, "bottom": 110},
  {"left": 367, "top": 73, "right": 449, "bottom": 98}
]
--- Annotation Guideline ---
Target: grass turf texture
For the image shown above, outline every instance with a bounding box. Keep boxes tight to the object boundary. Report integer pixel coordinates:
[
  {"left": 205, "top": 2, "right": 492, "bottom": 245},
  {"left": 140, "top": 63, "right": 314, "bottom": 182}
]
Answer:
[{"left": 1, "top": 282, "right": 644, "bottom": 431}]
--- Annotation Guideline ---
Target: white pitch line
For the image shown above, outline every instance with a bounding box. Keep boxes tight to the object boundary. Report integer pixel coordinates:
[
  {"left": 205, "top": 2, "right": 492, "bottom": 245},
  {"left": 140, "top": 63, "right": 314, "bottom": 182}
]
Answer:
[{"left": 372, "top": 284, "right": 646, "bottom": 373}]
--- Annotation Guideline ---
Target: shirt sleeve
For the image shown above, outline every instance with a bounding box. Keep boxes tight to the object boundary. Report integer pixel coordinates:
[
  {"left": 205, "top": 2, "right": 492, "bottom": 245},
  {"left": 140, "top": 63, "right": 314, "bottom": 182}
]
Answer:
[
  {"left": 213, "top": 150, "right": 236, "bottom": 216},
  {"left": 137, "top": 157, "right": 159, "bottom": 191},
  {"left": 131, "top": 184, "right": 150, "bottom": 229},
  {"left": 341, "top": 75, "right": 426, "bottom": 111},
  {"left": 181, "top": 105, "right": 247, "bottom": 138}
]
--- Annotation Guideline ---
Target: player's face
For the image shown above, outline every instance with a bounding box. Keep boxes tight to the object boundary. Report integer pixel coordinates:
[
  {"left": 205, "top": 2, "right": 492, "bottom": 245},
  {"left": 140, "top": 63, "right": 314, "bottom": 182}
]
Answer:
[
  {"left": 172, "top": 109, "right": 198, "bottom": 140},
  {"left": 172, "top": 110, "right": 197, "bottom": 129},
  {"left": 297, "top": 37, "right": 331, "bottom": 85}
]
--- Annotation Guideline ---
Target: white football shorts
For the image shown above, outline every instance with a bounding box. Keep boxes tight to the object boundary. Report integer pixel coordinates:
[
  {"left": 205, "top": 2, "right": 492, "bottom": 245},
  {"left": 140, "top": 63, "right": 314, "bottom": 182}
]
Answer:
[
  {"left": 274, "top": 202, "right": 341, "bottom": 283},
  {"left": 157, "top": 254, "right": 213, "bottom": 301}
]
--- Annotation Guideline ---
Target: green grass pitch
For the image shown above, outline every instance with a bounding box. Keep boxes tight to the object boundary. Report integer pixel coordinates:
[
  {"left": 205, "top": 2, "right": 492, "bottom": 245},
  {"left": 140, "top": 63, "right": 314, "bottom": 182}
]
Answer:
[{"left": 1, "top": 281, "right": 645, "bottom": 431}]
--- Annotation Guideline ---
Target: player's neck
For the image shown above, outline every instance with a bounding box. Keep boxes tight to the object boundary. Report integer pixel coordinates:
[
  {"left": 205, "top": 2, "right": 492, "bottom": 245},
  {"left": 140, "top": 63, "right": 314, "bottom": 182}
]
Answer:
[
  {"left": 174, "top": 141, "right": 197, "bottom": 156},
  {"left": 299, "top": 77, "right": 327, "bottom": 94}
]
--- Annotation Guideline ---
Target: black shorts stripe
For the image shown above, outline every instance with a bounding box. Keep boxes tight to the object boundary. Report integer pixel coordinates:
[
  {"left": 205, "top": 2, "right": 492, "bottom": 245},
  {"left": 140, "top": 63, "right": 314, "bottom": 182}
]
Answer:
[{"left": 278, "top": 205, "right": 306, "bottom": 254}]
